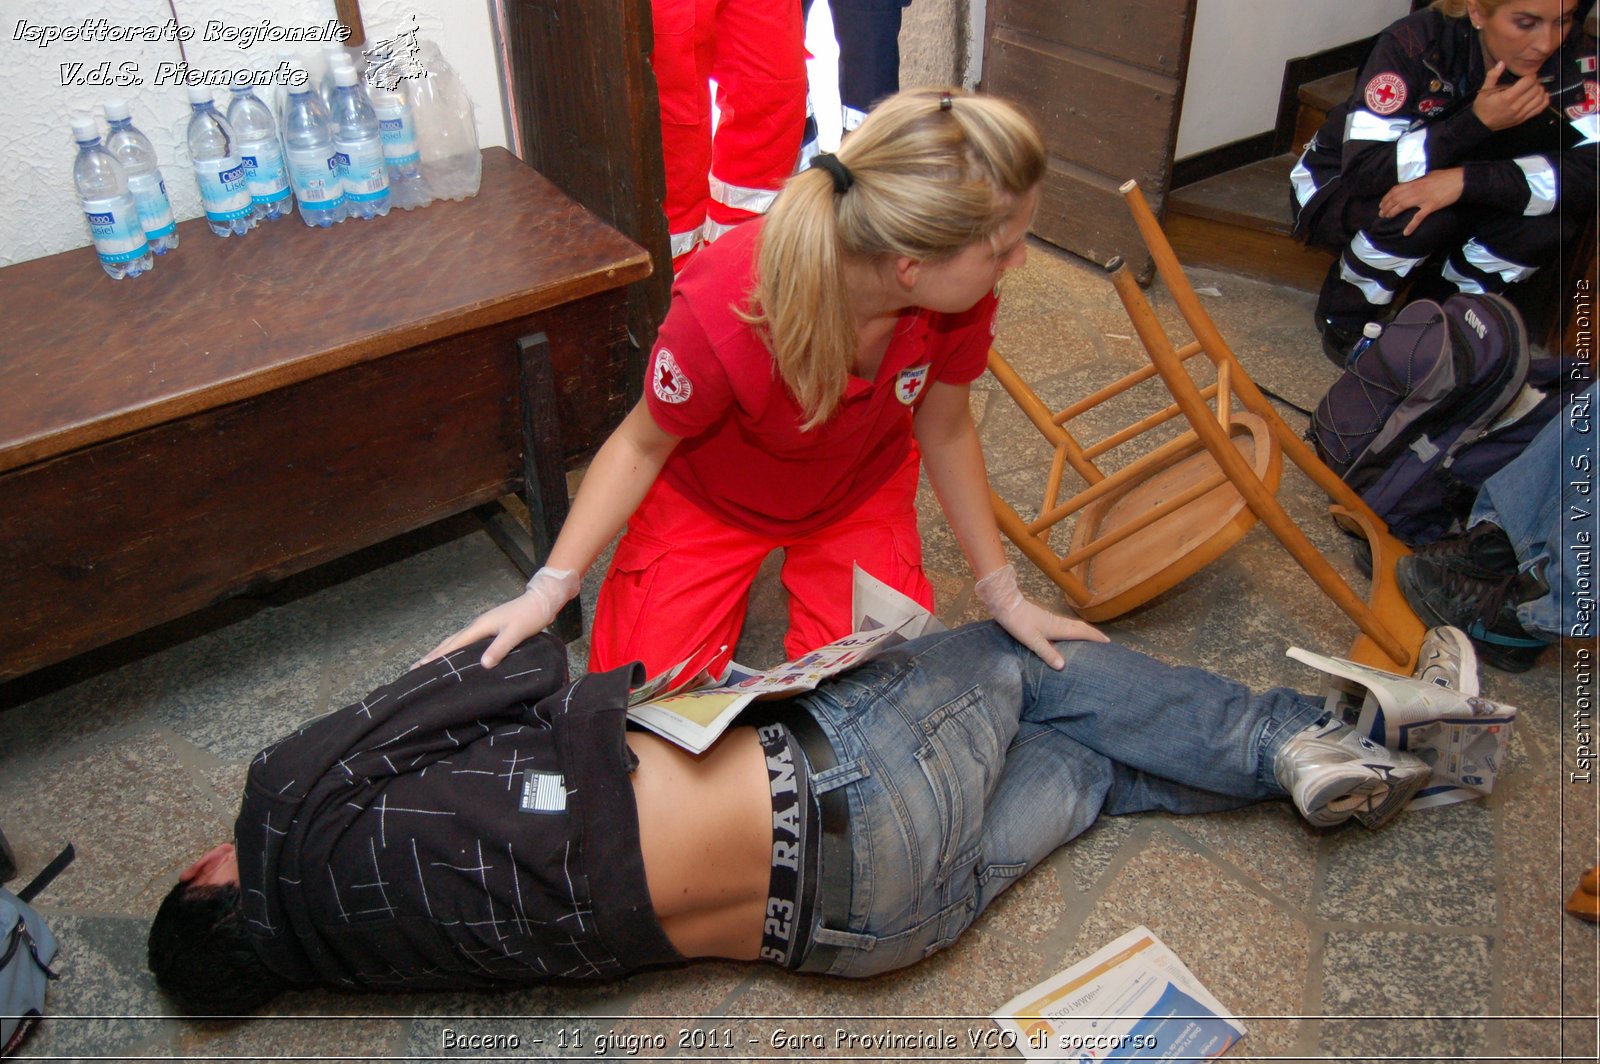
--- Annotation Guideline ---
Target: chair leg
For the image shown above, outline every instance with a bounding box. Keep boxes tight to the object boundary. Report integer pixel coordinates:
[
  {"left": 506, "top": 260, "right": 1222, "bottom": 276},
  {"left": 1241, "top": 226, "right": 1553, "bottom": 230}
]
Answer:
[
  {"left": 1108, "top": 263, "right": 1418, "bottom": 672},
  {"left": 990, "top": 489, "right": 1095, "bottom": 605}
]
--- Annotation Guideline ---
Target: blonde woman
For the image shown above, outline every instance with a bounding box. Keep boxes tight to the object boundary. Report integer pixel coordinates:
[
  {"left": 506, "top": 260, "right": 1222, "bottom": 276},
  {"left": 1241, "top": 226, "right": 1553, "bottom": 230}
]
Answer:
[
  {"left": 425, "top": 87, "right": 1104, "bottom": 680},
  {"left": 1291, "top": 0, "right": 1596, "bottom": 365}
]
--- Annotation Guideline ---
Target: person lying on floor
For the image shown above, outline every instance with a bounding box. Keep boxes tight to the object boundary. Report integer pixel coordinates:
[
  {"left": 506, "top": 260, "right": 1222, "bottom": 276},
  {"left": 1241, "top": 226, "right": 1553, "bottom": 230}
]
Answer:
[{"left": 148, "top": 622, "right": 1475, "bottom": 1014}]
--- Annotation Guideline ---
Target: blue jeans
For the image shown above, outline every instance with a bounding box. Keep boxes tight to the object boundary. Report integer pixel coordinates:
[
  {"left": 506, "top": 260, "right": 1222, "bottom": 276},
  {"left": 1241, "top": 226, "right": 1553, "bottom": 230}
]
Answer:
[
  {"left": 1473, "top": 381, "right": 1594, "bottom": 640},
  {"left": 793, "top": 622, "right": 1323, "bottom": 977}
]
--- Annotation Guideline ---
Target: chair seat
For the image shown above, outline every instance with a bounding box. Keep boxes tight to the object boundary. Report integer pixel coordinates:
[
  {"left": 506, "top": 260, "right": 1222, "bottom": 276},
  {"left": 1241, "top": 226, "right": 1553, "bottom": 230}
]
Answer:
[{"left": 1068, "top": 413, "right": 1281, "bottom": 621}]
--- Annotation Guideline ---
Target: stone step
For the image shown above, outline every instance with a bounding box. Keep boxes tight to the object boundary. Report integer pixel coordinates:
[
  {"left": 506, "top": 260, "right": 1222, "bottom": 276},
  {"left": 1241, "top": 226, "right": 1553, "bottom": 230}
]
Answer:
[{"left": 1166, "top": 154, "right": 1333, "bottom": 290}]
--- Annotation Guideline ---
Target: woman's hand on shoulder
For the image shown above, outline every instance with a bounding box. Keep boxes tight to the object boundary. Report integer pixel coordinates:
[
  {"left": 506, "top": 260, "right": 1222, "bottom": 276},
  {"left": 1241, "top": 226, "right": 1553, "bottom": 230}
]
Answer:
[
  {"left": 1473, "top": 61, "right": 1550, "bottom": 131},
  {"left": 414, "top": 567, "right": 580, "bottom": 670}
]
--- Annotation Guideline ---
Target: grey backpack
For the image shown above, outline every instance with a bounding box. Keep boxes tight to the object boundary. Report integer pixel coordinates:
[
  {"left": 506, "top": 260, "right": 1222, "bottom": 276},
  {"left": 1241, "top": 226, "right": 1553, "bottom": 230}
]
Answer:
[
  {"left": 1308, "top": 293, "right": 1556, "bottom": 544},
  {"left": 2, "top": 846, "right": 72, "bottom": 1058}
]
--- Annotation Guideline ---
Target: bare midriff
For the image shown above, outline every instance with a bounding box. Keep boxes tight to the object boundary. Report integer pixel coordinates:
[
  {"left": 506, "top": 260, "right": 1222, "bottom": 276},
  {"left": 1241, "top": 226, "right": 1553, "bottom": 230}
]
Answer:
[{"left": 627, "top": 727, "right": 773, "bottom": 960}]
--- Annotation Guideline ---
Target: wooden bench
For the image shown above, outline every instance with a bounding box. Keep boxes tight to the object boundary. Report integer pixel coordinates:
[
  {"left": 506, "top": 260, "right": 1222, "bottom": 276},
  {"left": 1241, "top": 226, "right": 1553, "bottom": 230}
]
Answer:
[{"left": 0, "top": 148, "right": 651, "bottom": 682}]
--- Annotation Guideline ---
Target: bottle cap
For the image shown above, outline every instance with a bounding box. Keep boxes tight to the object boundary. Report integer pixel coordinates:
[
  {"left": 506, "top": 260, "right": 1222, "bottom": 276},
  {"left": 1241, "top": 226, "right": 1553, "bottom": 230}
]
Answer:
[
  {"left": 103, "top": 97, "right": 131, "bottom": 121},
  {"left": 332, "top": 63, "right": 361, "bottom": 87},
  {"left": 1362, "top": 322, "right": 1384, "bottom": 338},
  {"left": 70, "top": 114, "right": 99, "bottom": 141},
  {"left": 187, "top": 84, "right": 214, "bottom": 105}
]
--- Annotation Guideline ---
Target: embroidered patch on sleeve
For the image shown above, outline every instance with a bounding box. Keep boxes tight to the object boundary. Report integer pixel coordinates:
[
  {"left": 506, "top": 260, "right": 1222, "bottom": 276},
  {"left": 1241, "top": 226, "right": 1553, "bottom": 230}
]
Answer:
[
  {"left": 651, "top": 348, "right": 693, "bottom": 404},
  {"left": 895, "top": 364, "right": 931, "bottom": 405},
  {"left": 1364, "top": 73, "right": 1407, "bottom": 115},
  {"left": 1567, "top": 80, "right": 1600, "bottom": 119}
]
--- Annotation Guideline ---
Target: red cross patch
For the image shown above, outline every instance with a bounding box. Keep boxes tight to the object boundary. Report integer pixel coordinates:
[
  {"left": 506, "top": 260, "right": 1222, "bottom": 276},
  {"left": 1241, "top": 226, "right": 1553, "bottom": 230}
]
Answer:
[
  {"left": 1567, "top": 80, "right": 1600, "bottom": 119},
  {"left": 651, "top": 348, "right": 693, "bottom": 404},
  {"left": 1365, "top": 72, "right": 1407, "bottom": 115},
  {"left": 895, "top": 364, "right": 931, "bottom": 405}
]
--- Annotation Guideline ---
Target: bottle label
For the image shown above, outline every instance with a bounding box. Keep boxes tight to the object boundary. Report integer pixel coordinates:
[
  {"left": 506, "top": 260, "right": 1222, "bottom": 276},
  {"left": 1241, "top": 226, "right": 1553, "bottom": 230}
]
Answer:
[
  {"left": 81, "top": 195, "right": 150, "bottom": 264},
  {"left": 238, "top": 137, "right": 292, "bottom": 205},
  {"left": 334, "top": 137, "right": 391, "bottom": 203},
  {"left": 194, "top": 158, "right": 254, "bottom": 222},
  {"left": 376, "top": 110, "right": 422, "bottom": 167},
  {"left": 285, "top": 145, "right": 346, "bottom": 209},
  {"left": 125, "top": 171, "right": 177, "bottom": 239}
]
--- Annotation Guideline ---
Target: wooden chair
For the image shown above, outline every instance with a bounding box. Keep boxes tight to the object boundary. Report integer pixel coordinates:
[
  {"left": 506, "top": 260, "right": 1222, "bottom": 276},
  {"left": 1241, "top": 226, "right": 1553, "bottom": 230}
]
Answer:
[{"left": 988, "top": 179, "right": 1425, "bottom": 673}]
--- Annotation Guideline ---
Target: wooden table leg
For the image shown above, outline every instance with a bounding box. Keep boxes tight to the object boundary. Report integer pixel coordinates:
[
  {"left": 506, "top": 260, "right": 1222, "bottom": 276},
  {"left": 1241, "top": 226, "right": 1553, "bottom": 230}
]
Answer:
[{"left": 476, "top": 331, "right": 582, "bottom": 643}]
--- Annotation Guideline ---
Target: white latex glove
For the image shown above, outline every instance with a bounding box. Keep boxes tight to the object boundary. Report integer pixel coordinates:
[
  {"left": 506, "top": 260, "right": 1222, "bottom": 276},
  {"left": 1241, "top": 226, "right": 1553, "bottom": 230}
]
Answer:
[
  {"left": 415, "top": 566, "right": 581, "bottom": 670},
  {"left": 976, "top": 564, "right": 1108, "bottom": 669}
]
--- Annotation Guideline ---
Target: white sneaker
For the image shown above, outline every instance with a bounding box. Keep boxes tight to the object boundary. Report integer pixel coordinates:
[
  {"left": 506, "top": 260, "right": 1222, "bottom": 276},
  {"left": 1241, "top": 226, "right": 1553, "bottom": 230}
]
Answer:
[
  {"left": 1412, "top": 625, "right": 1480, "bottom": 696},
  {"left": 1275, "top": 714, "right": 1433, "bottom": 830}
]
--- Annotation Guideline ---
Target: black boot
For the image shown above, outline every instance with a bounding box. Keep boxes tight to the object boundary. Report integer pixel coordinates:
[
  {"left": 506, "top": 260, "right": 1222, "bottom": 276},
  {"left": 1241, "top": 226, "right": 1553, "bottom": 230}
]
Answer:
[
  {"left": 1351, "top": 521, "right": 1518, "bottom": 581},
  {"left": 1397, "top": 553, "right": 1551, "bottom": 672}
]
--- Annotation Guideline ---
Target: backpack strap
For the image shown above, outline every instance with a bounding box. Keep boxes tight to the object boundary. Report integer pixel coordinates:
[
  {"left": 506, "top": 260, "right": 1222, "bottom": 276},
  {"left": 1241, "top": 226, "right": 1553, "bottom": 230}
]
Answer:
[{"left": 16, "top": 845, "right": 74, "bottom": 905}]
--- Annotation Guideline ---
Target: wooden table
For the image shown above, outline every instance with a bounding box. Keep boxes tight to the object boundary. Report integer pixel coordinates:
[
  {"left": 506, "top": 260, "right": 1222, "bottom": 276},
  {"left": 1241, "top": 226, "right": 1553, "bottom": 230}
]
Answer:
[{"left": 0, "top": 148, "right": 651, "bottom": 682}]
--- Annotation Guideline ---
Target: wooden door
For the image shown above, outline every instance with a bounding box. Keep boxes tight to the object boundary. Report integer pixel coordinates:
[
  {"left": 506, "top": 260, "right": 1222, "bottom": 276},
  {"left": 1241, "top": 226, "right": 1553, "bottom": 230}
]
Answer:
[
  {"left": 982, "top": 0, "right": 1198, "bottom": 281},
  {"left": 497, "top": 0, "right": 672, "bottom": 400}
]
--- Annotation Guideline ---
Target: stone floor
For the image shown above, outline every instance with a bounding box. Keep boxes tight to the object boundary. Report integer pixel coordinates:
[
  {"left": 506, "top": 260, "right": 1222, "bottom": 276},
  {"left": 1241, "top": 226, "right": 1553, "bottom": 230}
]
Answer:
[{"left": 1, "top": 241, "right": 1595, "bottom": 1063}]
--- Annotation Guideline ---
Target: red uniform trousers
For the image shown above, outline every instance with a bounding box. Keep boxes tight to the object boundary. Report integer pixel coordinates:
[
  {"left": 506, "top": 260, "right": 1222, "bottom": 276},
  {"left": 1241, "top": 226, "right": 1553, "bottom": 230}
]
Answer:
[
  {"left": 651, "top": 0, "right": 808, "bottom": 262},
  {"left": 590, "top": 449, "right": 932, "bottom": 680}
]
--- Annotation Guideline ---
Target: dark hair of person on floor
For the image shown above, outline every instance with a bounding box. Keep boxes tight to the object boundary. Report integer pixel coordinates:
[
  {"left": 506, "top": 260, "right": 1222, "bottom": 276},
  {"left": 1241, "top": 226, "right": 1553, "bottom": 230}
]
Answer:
[{"left": 147, "top": 881, "right": 289, "bottom": 1015}]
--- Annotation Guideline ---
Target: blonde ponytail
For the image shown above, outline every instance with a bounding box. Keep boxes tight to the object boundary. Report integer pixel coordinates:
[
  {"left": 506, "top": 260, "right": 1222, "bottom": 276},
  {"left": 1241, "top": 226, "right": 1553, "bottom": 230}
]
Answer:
[{"left": 743, "top": 87, "right": 1046, "bottom": 429}]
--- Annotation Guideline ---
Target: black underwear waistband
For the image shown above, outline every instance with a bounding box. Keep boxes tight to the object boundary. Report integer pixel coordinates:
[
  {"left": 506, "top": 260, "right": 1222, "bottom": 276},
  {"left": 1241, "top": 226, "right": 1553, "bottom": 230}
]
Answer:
[{"left": 752, "top": 720, "right": 819, "bottom": 970}]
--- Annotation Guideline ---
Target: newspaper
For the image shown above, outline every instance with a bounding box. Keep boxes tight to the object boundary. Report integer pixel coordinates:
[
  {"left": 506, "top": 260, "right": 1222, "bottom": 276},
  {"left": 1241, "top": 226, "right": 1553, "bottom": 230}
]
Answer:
[
  {"left": 992, "top": 926, "right": 1245, "bottom": 1061},
  {"left": 1286, "top": 646, "right": 1518, "bottom": 810},
  {"left": 625, "top": 566, "right": 944, "bottom": 754}
]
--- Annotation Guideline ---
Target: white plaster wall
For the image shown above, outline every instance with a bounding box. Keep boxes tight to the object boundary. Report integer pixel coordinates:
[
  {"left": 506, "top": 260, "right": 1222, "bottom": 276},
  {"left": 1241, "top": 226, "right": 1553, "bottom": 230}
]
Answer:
[
  {"left": 0, "top": 1, "right": 506, "bottom": 267},
  {"left": 1175, "top": 0, "right": 1412, "bottom": 157}
]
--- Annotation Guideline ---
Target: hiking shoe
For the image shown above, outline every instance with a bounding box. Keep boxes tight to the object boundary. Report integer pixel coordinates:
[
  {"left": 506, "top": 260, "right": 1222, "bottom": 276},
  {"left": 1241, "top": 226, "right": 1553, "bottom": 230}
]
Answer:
[
  {"left": 1412, "top": 626, "right": 1479, "bottom": 696},
  {"left": 1275, "top": 713, "right": 1432, "bottom": 830},
  {"left": 1397, "top": 554, "right": 1551, "bottom": 672},
  {"left": 1350, "top": 521, "right": 1518, "bottom": 582}
]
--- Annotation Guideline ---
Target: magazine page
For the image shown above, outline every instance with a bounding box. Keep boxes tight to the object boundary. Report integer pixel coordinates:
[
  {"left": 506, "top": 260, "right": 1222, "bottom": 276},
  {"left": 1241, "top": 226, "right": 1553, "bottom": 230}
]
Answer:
[
  {"left": 626, "top": 619, "right": 922, "bottom": 754},
  {"left": 1286, "top": 646, "right": 1518, "bottom": 809},
  {"left": 851, "top": 563, "right": 946, "bottom": 637},
  {"left": 992, "top": 926, "right": 1245, "bottom": 1062}
]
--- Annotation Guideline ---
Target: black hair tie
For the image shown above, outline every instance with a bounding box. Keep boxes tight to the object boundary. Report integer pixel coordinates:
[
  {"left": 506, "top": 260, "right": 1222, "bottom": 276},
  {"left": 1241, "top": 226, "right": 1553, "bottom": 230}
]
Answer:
[
  {"left": 939, "top": 92, "right": 954, "bottom": 111},
  {"left": 811, "top": 153, "right": 854, "bottom": 194}
]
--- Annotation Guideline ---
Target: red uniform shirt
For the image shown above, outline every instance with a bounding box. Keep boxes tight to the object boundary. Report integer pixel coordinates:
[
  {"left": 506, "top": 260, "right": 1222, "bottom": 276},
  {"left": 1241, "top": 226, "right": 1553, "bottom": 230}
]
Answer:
[{"left": 645, "top": 220, "right": 996, "bottom": 537}]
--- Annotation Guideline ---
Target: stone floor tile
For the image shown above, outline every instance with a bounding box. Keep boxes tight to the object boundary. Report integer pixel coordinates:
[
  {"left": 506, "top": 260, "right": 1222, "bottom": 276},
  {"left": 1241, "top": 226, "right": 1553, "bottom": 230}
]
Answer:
[
  {"left": 1319, "top": 930, "right": 1493, "bottom": 1058},
  {"left": 18, "top": 913, "right": 173, "bottom": 1059},
  {"left": 0, "top": 730, "right": 234, "bottom": 914},
  {"left": 1320, "top": 798, "right": 1497, "bottom": 927},
  {"left": 1070, "top": 831, "right": 1311, "bottom": 1059}
]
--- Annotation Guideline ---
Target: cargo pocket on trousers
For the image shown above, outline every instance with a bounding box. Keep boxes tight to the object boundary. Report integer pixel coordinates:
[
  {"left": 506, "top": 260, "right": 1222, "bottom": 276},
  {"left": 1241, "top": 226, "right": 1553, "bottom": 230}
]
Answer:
[{"left": 598, "top": 530, "right": 673, "bottom": 660}]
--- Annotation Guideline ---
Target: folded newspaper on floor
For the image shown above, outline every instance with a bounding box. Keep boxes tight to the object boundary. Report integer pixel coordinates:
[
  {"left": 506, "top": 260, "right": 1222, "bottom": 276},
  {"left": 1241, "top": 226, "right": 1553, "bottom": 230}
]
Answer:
[
  {"left": 626, "top": 566, "right": 945, "bottom": 753},
  {"left": 992, "top": 925, "right": 1245, "bottom": 1061},
  {"left": 1286, "top": 646, "right": 1517, "bottom": 810}
]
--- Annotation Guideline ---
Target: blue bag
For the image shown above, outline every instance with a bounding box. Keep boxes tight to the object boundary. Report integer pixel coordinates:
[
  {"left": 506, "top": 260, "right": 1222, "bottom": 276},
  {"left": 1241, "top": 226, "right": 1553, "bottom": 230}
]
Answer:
[
  {"left": 2, "top": 846, "right": 72, "bottom": 1058},
  {"left": 1310, "top": 293, "right": 1573, "bottom": 544}
]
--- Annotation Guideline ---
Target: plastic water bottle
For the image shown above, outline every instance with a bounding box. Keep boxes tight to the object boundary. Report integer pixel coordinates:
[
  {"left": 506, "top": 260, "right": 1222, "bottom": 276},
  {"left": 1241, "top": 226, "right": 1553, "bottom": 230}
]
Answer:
[
  {"left": 408, "top": 38, "right": 481, "bottom": 201},
  {"left": 102, "top": 98, "right": 178, "bottom": 255},
  {"left": 70, "top": 115, "right": 152, "bottom": 279},
  {"left": 371, "top": 87, "right": 431, "bottom": 210},
  {"left": 227, "top": 85, "right": 294, "bottom": 222},
  {"left": 1345, "top": 322, "right": 1383, "bottom": 368},
  {"left": 280, "top": 61, "right": 348, "bottom": 228},
  {"left": 186, "top": 86, "right": 257, "bottom": 237},
  {"left": 329, "top": 61, "right": 391, "bottom": 219}
]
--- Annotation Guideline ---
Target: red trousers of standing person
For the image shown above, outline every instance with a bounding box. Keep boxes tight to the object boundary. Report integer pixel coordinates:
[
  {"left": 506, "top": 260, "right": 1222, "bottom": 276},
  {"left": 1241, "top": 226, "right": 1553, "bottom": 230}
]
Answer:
[
  {"left": 589, "top": 449, "right": 933, "bottom": 682},
  {"left": 651, "top": 0, "right": 808, "bottom": 265}
]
